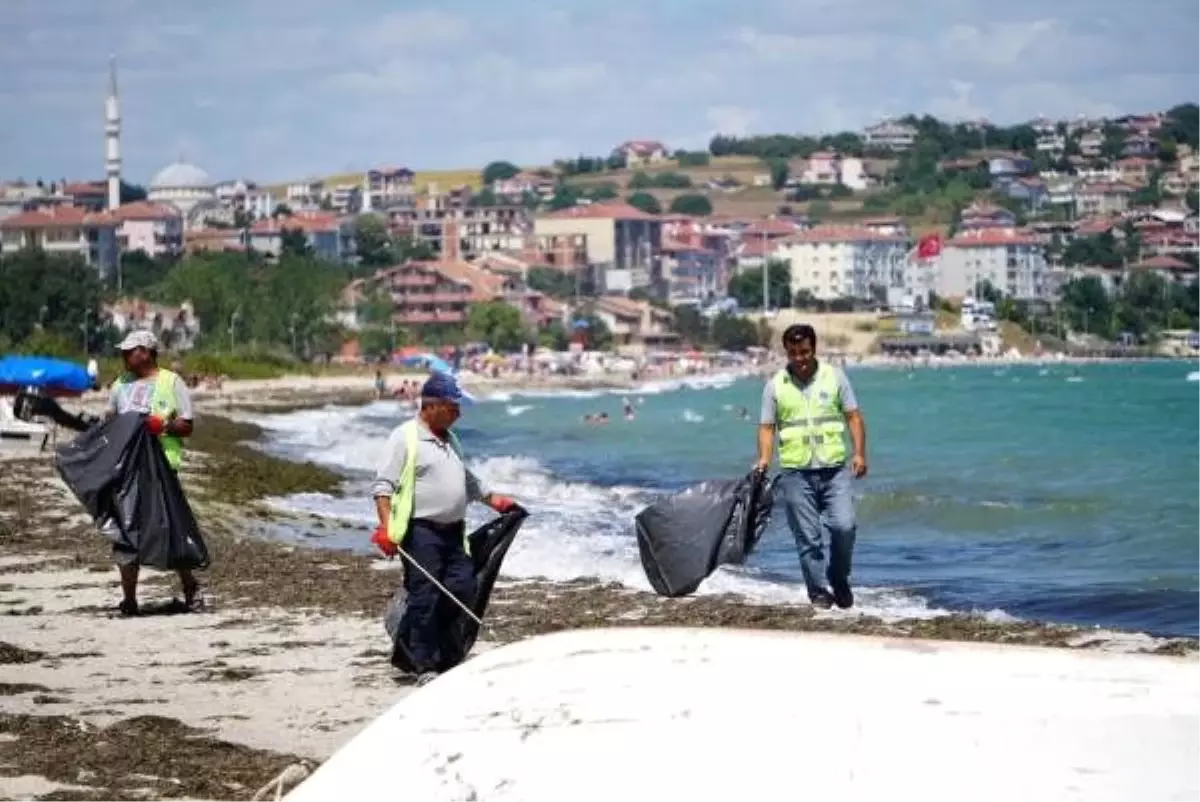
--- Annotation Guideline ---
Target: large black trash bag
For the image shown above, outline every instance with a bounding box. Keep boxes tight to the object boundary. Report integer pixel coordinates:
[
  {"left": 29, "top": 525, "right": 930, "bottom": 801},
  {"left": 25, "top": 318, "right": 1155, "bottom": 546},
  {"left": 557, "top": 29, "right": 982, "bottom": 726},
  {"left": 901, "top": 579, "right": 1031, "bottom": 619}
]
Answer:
[
  {"left": 636, "top": 470, "right": 776, "bottom": 597},
  {"left": 385, "top": 506, "right": 529, "bottom": 673},
  {"left": 54, "top": 412, "right": 210, "bottom": 571}
]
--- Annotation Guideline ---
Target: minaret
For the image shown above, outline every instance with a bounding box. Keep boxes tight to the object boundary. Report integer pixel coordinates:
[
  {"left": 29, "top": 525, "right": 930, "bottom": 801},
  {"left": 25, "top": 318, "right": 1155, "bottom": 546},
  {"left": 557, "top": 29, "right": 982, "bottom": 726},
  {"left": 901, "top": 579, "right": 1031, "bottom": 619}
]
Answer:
[{"left": 105, "top": 55, "right": 121, "bottom": 210}]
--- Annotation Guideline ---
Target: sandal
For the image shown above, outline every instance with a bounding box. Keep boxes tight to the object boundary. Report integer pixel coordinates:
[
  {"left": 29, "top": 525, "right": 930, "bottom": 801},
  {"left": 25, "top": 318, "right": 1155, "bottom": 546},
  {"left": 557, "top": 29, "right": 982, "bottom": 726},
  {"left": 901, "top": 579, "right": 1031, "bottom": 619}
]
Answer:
[{"left": 117, "top": 599, "right": 139, "bottom": 617}]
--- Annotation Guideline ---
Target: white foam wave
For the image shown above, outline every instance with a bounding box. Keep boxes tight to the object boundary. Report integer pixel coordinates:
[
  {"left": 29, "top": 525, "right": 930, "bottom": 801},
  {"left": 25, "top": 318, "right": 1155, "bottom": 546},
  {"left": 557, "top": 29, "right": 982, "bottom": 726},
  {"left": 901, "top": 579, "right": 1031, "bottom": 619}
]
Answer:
[
  {"left": 1187, "top": 371, "right": 1199, "bottom": 382},
  {"left": 681, "top": 409, "right": 705, "bottom": 423},
  {"left": 259, "top": 421, "right": 980, "bottom": 622},
  {"left": 506, "top": 404, "right": 533, "bottom": 416}
]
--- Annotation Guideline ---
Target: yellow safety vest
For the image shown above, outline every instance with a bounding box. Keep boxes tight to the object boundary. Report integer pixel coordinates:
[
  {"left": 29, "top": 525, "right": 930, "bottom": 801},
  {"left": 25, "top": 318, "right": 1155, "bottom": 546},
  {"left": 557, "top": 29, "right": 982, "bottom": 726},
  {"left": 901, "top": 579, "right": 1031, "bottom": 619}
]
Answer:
[
  {"left": 385, "top": 420, "right": 466, "bottom": 547},
  {"left": 114, "top": 368, "right": 184, "bottom": 471},
  {"left": 772, "top": 364, "right": 847, "bottom": 469}
]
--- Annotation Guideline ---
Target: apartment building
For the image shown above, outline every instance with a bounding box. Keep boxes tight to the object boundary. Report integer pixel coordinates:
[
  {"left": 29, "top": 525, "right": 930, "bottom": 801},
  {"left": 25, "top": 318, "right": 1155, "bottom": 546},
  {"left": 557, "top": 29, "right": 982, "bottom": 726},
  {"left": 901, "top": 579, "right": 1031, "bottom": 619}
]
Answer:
[
  {"left": 534, "top": 202, "right": 662, "bottom": 295},
  {"left": 939, "top": 228, "right": 1049, "bottom": 301},
  {"left": 247, "top": 211, "right": 354, "bottom": 261},
  {"left": 590, "top": 295, "right": 677, "bottom": 351},
  {"left": 109, "top": 200, "right": 183, "bottom": 257},
  {"left": 772, "top": 225, "right": 911, "bottom": 302},
  {"left": 365, "top": 167, "right": 414, "bottom": 211},
  {"left": 1075, "top": 182, "right": 1135, "bottom": 217},
  {"left": 861, "top": 120, "right": 918, "bottom": 152},
  {"left": 0, "top": 205, "right": 119, "bottom": 274},
  {"left": 343, "top": 258, "right": 511, "bottom": 329},
  {"left": 389, "top": 198, "right": 530, "bottom": 259}
]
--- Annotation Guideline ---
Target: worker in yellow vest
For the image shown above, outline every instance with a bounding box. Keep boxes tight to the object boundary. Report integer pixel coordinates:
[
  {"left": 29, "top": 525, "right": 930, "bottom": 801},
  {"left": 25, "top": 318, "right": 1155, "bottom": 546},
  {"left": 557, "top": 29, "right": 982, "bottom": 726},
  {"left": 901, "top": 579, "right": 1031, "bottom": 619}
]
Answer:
[
  {"left": 107, "top": 330, "right": 198, "bottom": 616},
  {"left": 755, "top": 324, "right": 867, "bottom": 609},
  {"left": 370, "top": 372, "right": 516, "bottom": 684}
]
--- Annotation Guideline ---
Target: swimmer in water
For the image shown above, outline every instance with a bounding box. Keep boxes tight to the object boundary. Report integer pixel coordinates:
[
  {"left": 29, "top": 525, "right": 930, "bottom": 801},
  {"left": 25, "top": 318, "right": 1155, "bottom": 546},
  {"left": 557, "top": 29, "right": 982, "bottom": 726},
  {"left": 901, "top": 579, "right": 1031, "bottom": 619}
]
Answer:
[
  {"left": 737, "top": 406, "right": 749, "bottom": 420},
  {"left": 622, "top": 396, "right": 635, "bottom": 420}
]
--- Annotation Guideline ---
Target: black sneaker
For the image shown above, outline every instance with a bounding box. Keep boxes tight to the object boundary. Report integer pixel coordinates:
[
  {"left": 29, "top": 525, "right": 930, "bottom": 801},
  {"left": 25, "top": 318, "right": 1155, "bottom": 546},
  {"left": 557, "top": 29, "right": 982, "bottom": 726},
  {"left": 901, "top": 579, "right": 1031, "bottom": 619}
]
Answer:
[
  {"left": 829, "top": 577, "right": 854, "bottom": 609},
  {"left": 809, "top": 590, "right": 835, "bottom": 609}
]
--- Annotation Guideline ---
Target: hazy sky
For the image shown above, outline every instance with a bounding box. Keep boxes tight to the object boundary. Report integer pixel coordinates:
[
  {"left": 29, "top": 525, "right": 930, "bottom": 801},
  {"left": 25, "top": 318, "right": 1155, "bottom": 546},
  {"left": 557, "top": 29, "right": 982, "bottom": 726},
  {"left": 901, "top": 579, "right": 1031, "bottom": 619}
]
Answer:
[{"left": 2, "top": 0, "right": 1196, "bottom": 184}]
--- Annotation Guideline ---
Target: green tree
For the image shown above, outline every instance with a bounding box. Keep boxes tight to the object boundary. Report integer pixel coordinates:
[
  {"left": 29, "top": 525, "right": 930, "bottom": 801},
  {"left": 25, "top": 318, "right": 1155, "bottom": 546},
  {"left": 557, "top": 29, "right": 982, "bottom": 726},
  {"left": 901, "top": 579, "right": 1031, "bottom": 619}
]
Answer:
[
  {"left": 482, "top": 161, "right": 521, "bottom": 185},
  {"left": 626, "top": 192, "right": 662, "bottom": 214},
  {"left": 726, "top": 260, "right": 791, "bottom": 309},
  {"left": 538, "top": 319, "right": 570, "bottom": 350},
  {"left": 527, "top": 266, "right": 578, "bottom": 299},
  {"left": 353, "top": 213, "right": 394, "bottom": 267},
  {"left": 0, "top": 250, "right": 104, "bottom": 349},
  {"left": 768, "top": 158, "right": 789, "bottom": 191},
  {"left": 668, "top": 193, "right": 713, "bottom": 216},
  {"left": 672, "top": 304, "right": 710, "bottom": 346},
  {"left": 114, "top": 250, "right": 174, "bottom": 297},
  {"left": 675, "top": 151, "right": 711, "bottom": 167},
  {"left": 1187, "top": 189, "right": 1199, "bottom": 214},
  {"left": 466, "top": 300, "right": 529, "bottom": 352},
  {"left": 710, "top": 313, "right": 758, "bottom": 351},
  {"left": 547, "top": 185, "right": 580, "bottom": 210},
  {"left": 280, "top": 227, "right": 313, "bottom": 258},
  {"left": 571, "top": 309, "right": 613, "bottom": 351}
]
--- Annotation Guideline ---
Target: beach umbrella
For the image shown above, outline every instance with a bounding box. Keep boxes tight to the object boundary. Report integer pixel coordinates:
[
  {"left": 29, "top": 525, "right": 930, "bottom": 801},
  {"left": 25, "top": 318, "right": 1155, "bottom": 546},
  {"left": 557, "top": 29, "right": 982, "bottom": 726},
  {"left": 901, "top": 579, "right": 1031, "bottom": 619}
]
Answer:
[{"left": 0, "top": 355, "right": 93, "bottom": 397}]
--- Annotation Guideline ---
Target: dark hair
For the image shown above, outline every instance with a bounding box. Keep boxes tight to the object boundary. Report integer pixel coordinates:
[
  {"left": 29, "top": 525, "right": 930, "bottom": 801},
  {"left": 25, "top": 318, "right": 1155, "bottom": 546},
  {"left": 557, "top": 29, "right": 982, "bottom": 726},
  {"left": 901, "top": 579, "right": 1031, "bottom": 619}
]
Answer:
[{"left": 782, "top": 324, "right": 817, "bottom": 347}]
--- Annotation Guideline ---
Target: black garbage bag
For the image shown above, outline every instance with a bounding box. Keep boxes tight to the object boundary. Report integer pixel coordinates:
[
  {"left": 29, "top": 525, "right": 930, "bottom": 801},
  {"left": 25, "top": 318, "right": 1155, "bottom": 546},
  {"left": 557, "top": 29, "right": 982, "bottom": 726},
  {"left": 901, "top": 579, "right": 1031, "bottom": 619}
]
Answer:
[
  {"left": 636, "top": 470, "right": 775, "bottom": 597},
  {"left": 385, "top": 506, "right": 529, "bottom": 673},
  {"left": 54, "top": 412, "right": 210, "bottom": 571}
]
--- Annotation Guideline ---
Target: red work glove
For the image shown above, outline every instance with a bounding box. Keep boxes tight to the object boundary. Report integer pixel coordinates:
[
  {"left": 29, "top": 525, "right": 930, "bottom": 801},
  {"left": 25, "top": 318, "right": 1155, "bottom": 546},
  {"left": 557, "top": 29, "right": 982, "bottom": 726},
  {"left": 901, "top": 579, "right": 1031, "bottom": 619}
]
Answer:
[
  {"left": 145, "top": 415, "right": 167, "bottom": 436},
  {"left": 488, "top": 494, "right": 516, "bottom": 513},
  {"left": 370, "top": 526, "right": 398, "bottom": 559}
]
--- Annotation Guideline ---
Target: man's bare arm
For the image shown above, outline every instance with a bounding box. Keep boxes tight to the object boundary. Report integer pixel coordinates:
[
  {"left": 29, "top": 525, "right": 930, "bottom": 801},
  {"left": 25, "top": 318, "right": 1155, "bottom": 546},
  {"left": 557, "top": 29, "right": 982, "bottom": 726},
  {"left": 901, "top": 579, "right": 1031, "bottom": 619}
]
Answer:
[
  {"left": 845, "top": 409, "right": 866, "bottom": 460},
  {"left": 373, "top": 496, "right": 391, "bottom": 529},
  {"left": 756, "top": 423, "right": 775, "bottom": 467}
]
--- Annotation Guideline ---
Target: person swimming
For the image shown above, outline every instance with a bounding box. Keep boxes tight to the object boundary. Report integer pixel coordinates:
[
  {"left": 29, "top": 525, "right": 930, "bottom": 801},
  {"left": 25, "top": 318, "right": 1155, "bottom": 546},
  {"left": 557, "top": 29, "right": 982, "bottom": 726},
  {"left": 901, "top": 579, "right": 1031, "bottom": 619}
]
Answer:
[{"left": 622, "top": 396, "right": 635, "bottom": 420}]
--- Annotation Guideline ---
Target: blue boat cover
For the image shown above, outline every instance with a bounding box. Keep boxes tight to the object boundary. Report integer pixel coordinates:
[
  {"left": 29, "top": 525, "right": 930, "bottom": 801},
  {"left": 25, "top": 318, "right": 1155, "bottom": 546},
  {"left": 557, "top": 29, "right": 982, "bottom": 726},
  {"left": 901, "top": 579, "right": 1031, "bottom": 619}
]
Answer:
[{"left": 0, "top": 355, "right": 93, "bottom": 394}]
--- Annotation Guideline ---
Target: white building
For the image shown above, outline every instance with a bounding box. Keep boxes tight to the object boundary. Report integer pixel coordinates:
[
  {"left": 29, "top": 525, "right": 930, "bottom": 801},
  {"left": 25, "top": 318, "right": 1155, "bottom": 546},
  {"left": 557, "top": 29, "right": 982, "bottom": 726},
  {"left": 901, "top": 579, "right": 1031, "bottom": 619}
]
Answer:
[
  {"left": 862, "top": 120, "right": 918, "bottom": 152},
  {"left": 213, "top": 179, "right": 277, "bottom": 220},
  {"left": 939, "top": 228, "right": 1049, "bottom": 301},
  {"left": 772, "top": 225, "right": 911, "bottom": 302},
  {"left": 147, "top": 161, "right": 217, "bottom": 228}
]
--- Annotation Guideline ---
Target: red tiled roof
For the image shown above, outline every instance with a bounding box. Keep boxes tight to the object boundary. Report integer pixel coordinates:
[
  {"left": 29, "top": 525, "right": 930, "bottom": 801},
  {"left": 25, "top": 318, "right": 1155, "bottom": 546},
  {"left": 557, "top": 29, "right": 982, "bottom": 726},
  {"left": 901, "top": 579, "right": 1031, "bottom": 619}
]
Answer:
[
  {"left": 408, "top": 259, "right": 507, "bottom": 302},
  {"left": 742, "top": 218, "right": 800, "bottom": 237},
  {"left": 947, "top": 228, "right": 1040, "bottom": 247},
  {"left": 108, "top": 201, "right": 181, "bottom": 222},
  {"left": 250, "top": 211, "right": 341, "bottom": 234},
  {"left": 0, "top": 205, "right": 115, "bottom": 229},
  {"left": 63, "top": 181, "right": 105, "bottom": 196},
  {"left": 780, "top": 225, "right": 907, "bottom": 245},
  {"left": 1074, "top": 217, "right": 1117, "bottom": 236},
  {"left": 543, "top": 201, "right": 656, "bottom": 221},
  {"left": 616, "top": 140, "right": 668, "bottom": 155},
  {"left": 1134, "top": 255, "right": 1196, "bottom": 271}
]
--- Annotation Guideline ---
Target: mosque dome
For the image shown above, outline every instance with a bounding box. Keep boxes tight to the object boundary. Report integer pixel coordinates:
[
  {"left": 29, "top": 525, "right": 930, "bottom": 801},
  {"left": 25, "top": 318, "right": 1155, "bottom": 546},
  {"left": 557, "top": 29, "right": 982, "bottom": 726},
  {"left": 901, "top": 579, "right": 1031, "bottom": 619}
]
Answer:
[{"left": 150, "top": 161, "right": 211, "bottom": 190}]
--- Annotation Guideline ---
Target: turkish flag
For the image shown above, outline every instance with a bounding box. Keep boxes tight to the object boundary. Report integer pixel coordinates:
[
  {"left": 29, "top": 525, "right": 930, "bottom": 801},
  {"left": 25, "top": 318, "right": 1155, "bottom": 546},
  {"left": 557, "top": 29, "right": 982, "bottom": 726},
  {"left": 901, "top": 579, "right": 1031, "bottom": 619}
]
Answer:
[{"left": 916, "top": 234, "right": 942, "bottom": 260}]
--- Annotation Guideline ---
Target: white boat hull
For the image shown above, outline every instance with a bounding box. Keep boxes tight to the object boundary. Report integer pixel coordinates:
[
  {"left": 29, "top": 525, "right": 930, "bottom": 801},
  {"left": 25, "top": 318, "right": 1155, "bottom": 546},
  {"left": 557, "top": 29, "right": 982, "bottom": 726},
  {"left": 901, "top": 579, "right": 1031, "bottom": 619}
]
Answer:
[{"left": 286, "top": 627, "right": 1198, "bottom": 802}]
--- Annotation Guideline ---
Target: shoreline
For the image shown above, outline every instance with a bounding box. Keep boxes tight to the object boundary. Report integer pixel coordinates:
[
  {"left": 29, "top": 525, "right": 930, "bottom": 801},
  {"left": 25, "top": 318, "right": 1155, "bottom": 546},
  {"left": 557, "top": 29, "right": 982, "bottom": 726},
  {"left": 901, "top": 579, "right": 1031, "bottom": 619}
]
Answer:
[{"left": 1, "top": 382, "right": 1196, "bottom": 800}]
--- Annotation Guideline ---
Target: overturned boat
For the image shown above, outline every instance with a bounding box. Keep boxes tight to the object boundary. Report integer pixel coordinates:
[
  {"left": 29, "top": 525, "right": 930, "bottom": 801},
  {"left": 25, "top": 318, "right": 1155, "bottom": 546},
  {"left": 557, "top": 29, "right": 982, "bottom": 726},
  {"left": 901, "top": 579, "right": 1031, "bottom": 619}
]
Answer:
[{"left": 285, "top": 627, "right": 1198, "bottom": 802}]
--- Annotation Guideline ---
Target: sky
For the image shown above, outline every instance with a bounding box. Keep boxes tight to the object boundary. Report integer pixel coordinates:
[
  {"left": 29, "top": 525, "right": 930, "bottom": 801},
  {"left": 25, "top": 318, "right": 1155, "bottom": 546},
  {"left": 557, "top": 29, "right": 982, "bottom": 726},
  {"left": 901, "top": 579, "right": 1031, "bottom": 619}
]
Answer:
[{"left": 1, "top": 0, "right": 1197, "bottom": 185}]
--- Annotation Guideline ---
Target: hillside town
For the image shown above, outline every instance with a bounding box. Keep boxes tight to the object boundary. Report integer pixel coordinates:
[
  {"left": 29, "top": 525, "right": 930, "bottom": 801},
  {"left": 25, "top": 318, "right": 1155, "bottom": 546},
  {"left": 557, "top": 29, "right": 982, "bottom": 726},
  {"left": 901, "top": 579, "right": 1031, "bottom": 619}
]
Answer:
[{"left": 1, "top": 59, "right": 1197, "bottom": 359}]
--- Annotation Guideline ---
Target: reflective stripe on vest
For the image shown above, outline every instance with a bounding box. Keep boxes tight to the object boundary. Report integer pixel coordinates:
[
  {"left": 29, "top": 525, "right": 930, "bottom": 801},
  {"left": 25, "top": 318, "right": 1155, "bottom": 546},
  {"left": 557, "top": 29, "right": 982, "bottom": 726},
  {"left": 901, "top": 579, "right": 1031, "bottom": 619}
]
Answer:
[
  {"left": 385, "top": 420, "right": 467, "bottom": 551},
  {"left": 114, "top": 368, "right": 184, "bottom": 471},
  {"left": 772, "top": 364, "right": 847, "bottom": 469}
]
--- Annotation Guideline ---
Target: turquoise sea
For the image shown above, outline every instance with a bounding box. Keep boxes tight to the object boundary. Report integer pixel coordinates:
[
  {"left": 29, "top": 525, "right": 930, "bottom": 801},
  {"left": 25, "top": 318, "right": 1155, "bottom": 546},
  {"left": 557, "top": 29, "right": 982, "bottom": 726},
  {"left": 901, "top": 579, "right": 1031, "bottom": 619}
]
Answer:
[{"left": 255, "top": 361, "right": 1200, "bottom": 638}]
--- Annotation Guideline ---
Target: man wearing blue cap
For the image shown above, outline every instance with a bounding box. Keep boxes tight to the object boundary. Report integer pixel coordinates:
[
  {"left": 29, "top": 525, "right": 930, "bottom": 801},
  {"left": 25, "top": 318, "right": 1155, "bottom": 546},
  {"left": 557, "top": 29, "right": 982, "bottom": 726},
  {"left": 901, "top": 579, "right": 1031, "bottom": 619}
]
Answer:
[{"left": 370, "top": 372, "right": 516, "bottom": 682}]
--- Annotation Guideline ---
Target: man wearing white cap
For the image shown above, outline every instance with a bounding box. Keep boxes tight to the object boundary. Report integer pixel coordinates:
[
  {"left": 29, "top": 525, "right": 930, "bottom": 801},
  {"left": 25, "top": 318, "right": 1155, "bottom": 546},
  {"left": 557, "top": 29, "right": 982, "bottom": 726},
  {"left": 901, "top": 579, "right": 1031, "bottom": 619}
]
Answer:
[{"left": 108, "top": 329, "right": 198, "bottom": 616}]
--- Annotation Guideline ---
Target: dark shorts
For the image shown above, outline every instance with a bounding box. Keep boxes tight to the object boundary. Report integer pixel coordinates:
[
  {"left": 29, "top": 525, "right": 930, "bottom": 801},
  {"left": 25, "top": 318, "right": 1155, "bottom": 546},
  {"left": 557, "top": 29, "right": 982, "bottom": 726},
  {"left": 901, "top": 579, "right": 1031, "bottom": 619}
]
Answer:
[{"left": 112, "top": 545, "right": 139, "bottom": 567}]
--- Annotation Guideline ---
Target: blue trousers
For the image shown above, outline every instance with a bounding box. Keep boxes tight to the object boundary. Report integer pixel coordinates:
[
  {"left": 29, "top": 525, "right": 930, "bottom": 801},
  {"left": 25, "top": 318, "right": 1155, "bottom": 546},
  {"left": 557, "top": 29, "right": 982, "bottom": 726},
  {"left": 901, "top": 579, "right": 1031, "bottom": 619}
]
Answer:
[
  {"left": 777, "top": 466, "right": 857, "bottom": 598},
  {"left": 401, "top": 519, "right": 476, "bottom": 672}
]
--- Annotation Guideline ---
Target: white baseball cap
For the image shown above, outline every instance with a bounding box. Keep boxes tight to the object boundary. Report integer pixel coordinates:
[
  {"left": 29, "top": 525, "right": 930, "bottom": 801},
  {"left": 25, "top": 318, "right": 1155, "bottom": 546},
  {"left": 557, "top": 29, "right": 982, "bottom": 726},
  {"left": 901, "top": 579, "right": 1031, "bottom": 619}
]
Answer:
[{"left": 117, "top": 330, "right": 159, "bottom": 352}]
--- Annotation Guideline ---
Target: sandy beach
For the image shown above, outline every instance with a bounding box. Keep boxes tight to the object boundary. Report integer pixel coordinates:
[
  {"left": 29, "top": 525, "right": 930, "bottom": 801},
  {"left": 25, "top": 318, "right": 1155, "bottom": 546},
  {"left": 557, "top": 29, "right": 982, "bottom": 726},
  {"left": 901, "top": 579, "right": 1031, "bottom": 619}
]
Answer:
[{"left": 1, "top": 374, "right": 1195, "bottom": 801}]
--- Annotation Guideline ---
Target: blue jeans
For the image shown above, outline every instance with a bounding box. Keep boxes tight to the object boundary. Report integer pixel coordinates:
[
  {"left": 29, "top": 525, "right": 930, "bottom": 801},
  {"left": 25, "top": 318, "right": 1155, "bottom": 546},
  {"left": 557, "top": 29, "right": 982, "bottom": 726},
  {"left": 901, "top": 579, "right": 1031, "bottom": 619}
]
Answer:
[{"left": 777, "top": 466, "right": 857, "bottom": 598}]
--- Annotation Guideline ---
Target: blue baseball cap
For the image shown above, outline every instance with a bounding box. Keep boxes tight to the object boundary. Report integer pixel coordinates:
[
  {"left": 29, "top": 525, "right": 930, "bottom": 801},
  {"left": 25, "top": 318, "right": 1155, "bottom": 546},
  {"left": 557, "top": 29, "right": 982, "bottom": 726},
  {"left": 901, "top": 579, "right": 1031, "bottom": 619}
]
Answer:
[{"left": 420, "top": 371, "right": 473, "bottom": 406}]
